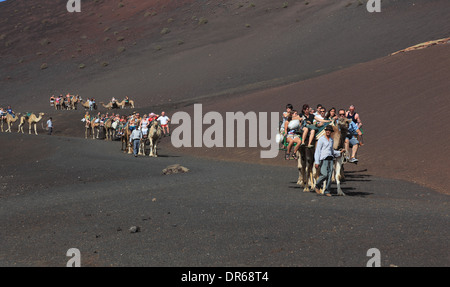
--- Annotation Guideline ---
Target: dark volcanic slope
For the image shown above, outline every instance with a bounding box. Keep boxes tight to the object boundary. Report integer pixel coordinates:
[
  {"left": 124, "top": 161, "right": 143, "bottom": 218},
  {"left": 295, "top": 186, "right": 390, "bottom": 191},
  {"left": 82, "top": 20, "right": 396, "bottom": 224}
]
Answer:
[
  {"left": 171, "top": 43, "right": 450, "bottom": 195},
  {"left": 1, "top": 0, "right": 449, "bottom": 111}
]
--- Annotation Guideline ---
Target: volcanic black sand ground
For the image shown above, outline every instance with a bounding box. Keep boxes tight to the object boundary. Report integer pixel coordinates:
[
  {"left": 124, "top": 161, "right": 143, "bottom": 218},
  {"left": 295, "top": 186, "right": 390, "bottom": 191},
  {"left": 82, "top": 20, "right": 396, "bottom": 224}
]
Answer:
[
  {"left": 0, "top": 132, "right": 448, "bottom": 267},
  {"left": 0, "top": 0, "right": 449, "bottom": 267}
]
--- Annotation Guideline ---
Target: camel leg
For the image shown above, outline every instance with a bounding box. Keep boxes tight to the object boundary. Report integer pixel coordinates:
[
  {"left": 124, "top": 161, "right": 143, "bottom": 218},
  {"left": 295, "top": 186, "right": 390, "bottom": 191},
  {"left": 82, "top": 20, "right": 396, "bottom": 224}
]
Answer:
[
  {"left": 152, "top": 142, "right": 158, "bottom": 157},
  {"left": 138, "top": 140, "right": 144, "bottom": 155},
  {"left": 34, "top": 124, "right": 38, "bottom": 135},
  {"left": 335, "top": 158, "right": 345, "bottom": 196},
  {"left": 149, "top": 139, "right": 154, "bottom": 157},
  {"left": 296, "top": 151, "right": 304, "bottom": 187}
]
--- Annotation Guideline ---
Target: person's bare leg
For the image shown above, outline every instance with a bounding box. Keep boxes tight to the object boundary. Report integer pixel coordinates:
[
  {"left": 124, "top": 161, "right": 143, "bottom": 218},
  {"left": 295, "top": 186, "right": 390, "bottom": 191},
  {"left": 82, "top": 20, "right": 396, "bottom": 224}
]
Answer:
[
  {"left": 308, "top": 130, "right": 316, "bottom": 146},
  {"left": 301, "top": 128, "right": 308, "bottom": 145},
  {"left": 352, "top": 144, "right": 359, "bottom": 159}
]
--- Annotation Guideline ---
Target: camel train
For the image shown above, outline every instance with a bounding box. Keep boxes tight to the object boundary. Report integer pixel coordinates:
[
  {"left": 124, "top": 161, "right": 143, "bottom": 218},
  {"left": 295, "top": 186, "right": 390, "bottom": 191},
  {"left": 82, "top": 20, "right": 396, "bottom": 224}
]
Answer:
[
  {"left": 84, "top": 114, "right": 163, "bottom": 157},
  {"left": 50, "top": 95, "right": 81, "bottom": 110},
  {"left": 1, "top": 112, "right": 46, "bottom": 136},
  {"left": 280, "top": 116, "right": 353, "bottom": 196}
]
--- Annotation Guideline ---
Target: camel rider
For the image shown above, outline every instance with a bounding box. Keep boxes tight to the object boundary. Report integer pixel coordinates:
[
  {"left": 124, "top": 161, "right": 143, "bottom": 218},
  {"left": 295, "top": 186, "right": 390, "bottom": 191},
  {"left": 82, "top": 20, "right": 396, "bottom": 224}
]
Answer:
[
  {"left": 340, "top": 109, "right": 363, "bottom": 163},
  {"left": 6, "top": 106, "right": 15, "bottom": 118},
  {"left": 300, "top": 104, "right": 331, "bottom": 148},
  {"left": 346, "top": 105, "right": 362, "bottom": 129},
  {"left": 140, "top": 115, "right": 150, "bottom": 136},
  {"left": 315, "top": 107, "right": 331, "bottom": 134},
  {"left": 0, "top": 108, "right": 6, "bottom": 120},
  {"left": 50, "top": 95, "right": 55, "bottom": 106},
  {"left": 284, "top": 110, "right": 302, "bottom": 160},
  {"left": 281, "top": 104, "right": 293, "bottom": 133}
]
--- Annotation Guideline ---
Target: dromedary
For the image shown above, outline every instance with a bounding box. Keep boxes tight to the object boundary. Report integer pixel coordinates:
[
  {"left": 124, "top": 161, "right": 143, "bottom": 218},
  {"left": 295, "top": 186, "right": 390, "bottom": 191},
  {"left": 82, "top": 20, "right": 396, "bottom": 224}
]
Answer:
[
  {"left": 296, "top": 121, "right": 337, "bottom": 192},
  {"left": 297, "top": 118, "right": 350, "bottom": 196},
  {"left": 1, "top": 113, "right": 21, "bottom": 133},
  {"left": 100, "top": 102, "right": 117, "bottom": 110},
  {"left": 103, "top": 118, "right": 118, "bottom": 141},
  {"left": 70, "top": 95, "right": 80, "bottom": 110},
  {"left": 117, "top": 99, "right": 135, "bottom": 109},
  {"left": 148, "top": 120, "right": 163, "bottom": 157},
  {"left": 90, "top": 118, "right": 101, "bottom": 139},
  {"left": 18, "top": 113, "right": 45, "bottom": 135},
  {"left": 121, "top": 127, "right": 132, "bottom": 154}
]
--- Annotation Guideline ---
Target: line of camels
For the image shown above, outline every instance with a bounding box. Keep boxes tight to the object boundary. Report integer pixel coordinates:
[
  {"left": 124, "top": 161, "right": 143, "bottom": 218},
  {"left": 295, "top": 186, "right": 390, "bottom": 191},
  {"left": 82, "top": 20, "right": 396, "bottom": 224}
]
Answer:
[
  {"left": 1, "top": 112, "right": 46, "bottom": 135},
  {"left": 84, "top": 117, "right": 163, "bottom": 157},
  {"left": 52, "top": 95, "right": 135, "bottom": 111}
]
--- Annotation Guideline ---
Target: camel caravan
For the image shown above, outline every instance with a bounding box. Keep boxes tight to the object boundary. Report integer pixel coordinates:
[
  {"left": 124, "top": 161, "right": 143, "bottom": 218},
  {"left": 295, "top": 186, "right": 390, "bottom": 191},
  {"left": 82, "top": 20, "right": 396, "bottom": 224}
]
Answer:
[
  {"left": 50, "top": 95, "right": 135, "bottom": 111},
  {"left": 50, "top": 94, "right": 81, "bottom": 110},
  {"left": 279, "top": 104, "right": 364, "bottom": 197},
  {"left": 1, "top": 107, "right": 46, "bottom": 135},
  {"left": 82, "top": 110, "right": 169, "bottom": 158}
]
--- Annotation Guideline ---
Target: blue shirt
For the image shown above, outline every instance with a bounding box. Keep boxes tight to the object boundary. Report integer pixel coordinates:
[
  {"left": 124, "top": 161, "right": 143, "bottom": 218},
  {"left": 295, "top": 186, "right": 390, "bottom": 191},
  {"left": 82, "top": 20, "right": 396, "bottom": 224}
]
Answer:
[
  {"left": 314, "top": 136, "right": 341, "bottom": 165},
  {"left": 348, "top": 121, "right": 359, "bottom": 136}
]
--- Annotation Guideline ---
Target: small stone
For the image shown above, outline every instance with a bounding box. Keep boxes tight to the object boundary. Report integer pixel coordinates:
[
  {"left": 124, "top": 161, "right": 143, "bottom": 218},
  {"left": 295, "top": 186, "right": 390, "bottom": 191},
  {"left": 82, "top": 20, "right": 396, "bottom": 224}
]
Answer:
[{"left": 129, "top": 226, "right": 141, "bottom": 233}]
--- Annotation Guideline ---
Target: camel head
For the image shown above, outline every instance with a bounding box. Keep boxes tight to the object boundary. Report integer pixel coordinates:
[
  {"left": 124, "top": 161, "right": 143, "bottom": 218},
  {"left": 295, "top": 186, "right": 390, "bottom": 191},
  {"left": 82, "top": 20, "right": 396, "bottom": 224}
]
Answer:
[{"left": 337, "top": 117, "right": 351, "bottom": 131}]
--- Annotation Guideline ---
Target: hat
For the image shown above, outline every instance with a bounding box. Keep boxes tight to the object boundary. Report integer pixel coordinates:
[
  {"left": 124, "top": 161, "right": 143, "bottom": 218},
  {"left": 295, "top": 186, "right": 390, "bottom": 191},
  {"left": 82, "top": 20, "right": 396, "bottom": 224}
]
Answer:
[{"left": 325, "top": 125, "right": 334, "bottom": 132}]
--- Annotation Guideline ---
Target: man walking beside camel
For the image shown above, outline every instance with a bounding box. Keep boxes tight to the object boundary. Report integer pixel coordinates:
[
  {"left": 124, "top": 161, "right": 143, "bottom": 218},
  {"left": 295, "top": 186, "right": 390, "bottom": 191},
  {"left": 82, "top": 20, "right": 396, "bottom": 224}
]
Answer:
[{"left": 314, "top": 125, "right": 342, "bottom": 196}]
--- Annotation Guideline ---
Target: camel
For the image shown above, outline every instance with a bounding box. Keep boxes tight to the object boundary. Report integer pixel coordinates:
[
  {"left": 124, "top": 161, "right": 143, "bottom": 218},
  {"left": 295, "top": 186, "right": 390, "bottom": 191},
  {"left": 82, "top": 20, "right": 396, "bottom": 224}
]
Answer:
[
  {"left": 80, "top": 99, "right": 97, "bottom": 110},
  {"left": 18, "top": 112, "right": 45, "bottom": 135},
  {"left": 80, "top": 100, "right": 90, "bottom": 110},
  {"left": 103, "top": 118, "right": 118, "bottom": 141},
  {"left": 121, "top": 126, "right": 133, "bottom": 154},
  {"left": 139, "top": 132, "right": 148, "bottom": 156},
  {"left": 100, "top": 102, "right": 118, "bottom": 110},
  {"left": 1, "top": 113, "right": 21, "bottom": 133},
  {"left": 90, "top": 118, "right": 101, "bottom": 139},
  {"left": 148, "top": 120, "right": 163, "bottom": 157},
  {"left": 296, "top": 144, "right": 317, "bottom": 193},
  {"left": 296, "top": 121, "right": 337, "bottom": 193},
  {"left": 299, "top": 118, "right": 350, "bottom": 196},
  {"left": 117, "top": 99, "right": 135, "bottom": 109},
  {"left": 70, "top": 95, "right": 80, "bottom": 110}
]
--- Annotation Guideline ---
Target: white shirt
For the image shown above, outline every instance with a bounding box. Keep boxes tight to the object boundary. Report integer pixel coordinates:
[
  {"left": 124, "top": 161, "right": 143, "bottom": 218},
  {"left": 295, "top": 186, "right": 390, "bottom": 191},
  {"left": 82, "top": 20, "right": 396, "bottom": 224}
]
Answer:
[
  {"left": 314, "top": 136, "right": 341, "bottom": 165},
  {"left": 47, "top": 120, "right": 53, "bottom": 128},
  {"left": 158, "top": 116, "right": 169, "bottom": 125}
]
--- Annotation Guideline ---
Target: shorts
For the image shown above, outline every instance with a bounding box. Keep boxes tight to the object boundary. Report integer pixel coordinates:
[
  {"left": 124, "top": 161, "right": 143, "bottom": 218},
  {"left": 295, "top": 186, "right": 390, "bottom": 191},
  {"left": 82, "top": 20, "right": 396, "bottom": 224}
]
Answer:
[
  {"left": 287, "top": 134, "right": 300, "bottom": 139},
  {"left": 347, "top": 136, "right": 359, "bottom": 147},
  {"left": 161, "top": 124, "right": 168, "bottom": 128},
  {"left": 306, "top": 124, "right": 318, "bottom": 131}
]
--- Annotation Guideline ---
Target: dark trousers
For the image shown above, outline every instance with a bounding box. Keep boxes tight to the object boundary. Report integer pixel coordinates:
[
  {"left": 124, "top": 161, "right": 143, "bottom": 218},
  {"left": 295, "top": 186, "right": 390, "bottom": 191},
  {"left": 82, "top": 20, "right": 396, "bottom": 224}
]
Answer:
[{"left": 48, "top": 127, "right": 53, "bottom": 135}]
